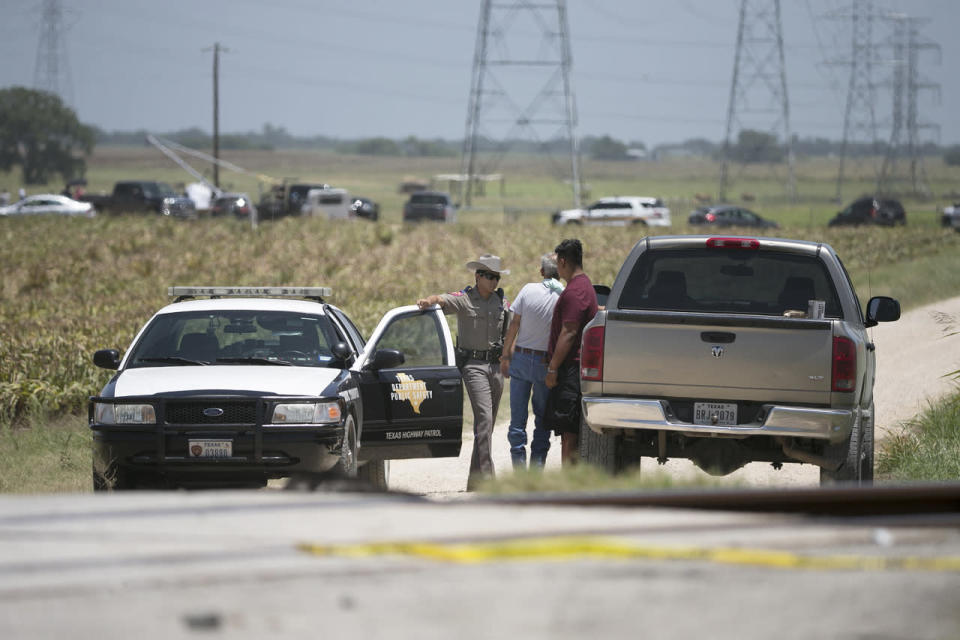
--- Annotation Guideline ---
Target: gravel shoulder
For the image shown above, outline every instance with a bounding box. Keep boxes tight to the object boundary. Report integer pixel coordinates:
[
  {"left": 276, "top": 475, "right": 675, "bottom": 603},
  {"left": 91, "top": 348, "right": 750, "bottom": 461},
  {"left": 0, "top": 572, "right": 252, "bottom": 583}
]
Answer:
[{"left": 389, "top": 296, "right": 960, "bottom": 495}]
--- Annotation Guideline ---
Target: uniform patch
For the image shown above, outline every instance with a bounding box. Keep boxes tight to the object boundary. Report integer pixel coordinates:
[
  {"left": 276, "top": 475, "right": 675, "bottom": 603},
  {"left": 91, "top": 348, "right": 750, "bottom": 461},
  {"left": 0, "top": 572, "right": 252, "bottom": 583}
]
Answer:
[{"left": 391, "top": 373, "right": 433, "bottom": 414}]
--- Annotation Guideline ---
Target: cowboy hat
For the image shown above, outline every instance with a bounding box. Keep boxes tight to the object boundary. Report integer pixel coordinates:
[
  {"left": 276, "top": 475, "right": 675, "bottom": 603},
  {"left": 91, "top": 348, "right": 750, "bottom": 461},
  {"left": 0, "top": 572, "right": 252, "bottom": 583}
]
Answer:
[{"left": 465, "top": 253, "right": 510, "bottom": 275}]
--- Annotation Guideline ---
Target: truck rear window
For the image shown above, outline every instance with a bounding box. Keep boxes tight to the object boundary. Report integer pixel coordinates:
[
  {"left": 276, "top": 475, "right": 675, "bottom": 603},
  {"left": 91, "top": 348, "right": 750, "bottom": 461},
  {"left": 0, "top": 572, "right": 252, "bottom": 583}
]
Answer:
[{"left": 618, "top": 248, "right": 843, "bottom": 318}]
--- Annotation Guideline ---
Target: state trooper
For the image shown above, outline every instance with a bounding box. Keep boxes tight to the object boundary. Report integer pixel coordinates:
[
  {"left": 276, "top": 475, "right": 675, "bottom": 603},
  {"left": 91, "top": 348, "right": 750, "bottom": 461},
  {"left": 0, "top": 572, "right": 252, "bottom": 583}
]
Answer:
[{"left": 417, "top": 253, "right": 511, "bottom": 490}]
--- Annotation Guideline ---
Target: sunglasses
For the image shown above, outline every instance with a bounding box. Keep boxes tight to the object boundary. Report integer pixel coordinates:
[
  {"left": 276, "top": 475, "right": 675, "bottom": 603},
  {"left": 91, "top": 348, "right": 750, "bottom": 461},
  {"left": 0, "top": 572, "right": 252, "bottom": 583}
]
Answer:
[{"left": 477, "top": 270, "right": 501, "bottom": 281}]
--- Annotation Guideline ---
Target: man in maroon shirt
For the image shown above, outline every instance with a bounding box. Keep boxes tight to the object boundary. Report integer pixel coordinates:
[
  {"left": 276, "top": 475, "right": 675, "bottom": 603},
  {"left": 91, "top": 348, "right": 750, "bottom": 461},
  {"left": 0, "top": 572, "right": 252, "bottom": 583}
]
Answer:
[{"left": 545, "top": 238, "right": 598, "bottom": 465}]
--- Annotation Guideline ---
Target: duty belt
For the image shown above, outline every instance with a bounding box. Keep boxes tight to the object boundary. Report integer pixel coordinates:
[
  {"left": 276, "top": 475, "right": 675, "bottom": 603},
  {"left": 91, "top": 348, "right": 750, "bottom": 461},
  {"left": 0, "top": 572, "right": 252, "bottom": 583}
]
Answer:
[{"left": 456, "top": 347, "right": 501, "bottom": 363}]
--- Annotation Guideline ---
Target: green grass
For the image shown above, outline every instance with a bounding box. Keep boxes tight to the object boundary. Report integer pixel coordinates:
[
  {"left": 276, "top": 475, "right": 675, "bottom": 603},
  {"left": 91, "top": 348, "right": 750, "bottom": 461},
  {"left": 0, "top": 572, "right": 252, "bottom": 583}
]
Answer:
[
  {"left": 878, "top": 389, "right": 960, "bottom": 482},
  {"left": 0, "top": 413, "right": 90, "bottom": 493}
]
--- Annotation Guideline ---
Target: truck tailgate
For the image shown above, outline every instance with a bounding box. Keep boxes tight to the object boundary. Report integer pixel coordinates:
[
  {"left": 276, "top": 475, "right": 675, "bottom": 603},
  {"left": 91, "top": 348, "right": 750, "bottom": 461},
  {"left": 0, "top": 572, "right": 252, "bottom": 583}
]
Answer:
[{"left": 602, "top": 311, "right": 834, "bottom": 404}]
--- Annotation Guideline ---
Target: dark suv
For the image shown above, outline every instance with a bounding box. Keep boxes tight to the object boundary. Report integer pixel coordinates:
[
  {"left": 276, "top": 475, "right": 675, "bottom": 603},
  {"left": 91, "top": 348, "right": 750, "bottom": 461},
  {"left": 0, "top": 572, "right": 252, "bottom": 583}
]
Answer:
[
  {"left": 829, "top": 196, "right": 906, "bottom": 227},
  {"left": 403, "top": 191, "right": 456, "bottom": 223}
]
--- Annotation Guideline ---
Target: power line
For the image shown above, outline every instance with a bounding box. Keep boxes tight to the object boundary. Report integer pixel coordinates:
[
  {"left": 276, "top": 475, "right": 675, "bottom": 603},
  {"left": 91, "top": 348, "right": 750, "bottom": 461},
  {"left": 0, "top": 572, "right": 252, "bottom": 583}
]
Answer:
[
  {"left": 460, "top": 0, "right": 581, "bottom": 208},
  {"left": 33, "top": 0, "right": 73, "bottom": 105},
  {"left": 719, "top": 0, "right": 797, "bottom": 202}
]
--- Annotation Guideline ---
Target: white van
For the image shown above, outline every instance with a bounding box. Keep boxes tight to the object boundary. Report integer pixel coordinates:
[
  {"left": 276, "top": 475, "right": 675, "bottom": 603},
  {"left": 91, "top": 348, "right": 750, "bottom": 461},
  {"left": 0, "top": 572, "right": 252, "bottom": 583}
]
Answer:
[{"left": 302, "top": 188, "right": 351, "bottom": 219}]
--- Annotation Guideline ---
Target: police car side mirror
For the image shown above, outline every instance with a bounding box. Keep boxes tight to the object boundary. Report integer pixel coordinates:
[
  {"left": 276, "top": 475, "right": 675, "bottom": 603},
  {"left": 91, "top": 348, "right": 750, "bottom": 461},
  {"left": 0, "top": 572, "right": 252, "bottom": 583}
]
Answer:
[
  {"left": 366, "top": 348, "right": 405, "bottom": 371},
  {"left": 93, "top": 349, "right": 121, "bottom": 370},
  {"left": 330, "top": 341, "right": 354, "bottom": 367}
]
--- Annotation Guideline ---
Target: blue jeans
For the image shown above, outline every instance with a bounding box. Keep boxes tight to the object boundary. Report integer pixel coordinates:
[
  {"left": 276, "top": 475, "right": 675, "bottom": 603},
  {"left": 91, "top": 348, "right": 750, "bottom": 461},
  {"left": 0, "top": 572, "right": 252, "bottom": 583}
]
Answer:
[{"left": 507, "top": 350, "right": 551, "bottom": 468}]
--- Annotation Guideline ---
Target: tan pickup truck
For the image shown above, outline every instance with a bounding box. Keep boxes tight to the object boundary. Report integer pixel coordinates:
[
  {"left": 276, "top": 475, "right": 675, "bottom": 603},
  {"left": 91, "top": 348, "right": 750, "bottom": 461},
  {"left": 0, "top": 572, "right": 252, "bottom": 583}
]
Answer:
[{"left": 579, "top": 235, "right": 901, "bottom": 485}]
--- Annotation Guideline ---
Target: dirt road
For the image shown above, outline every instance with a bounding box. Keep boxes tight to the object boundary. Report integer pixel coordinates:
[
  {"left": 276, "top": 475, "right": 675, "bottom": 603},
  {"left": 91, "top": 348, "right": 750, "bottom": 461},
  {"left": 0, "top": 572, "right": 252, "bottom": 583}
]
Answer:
[{"left": 389, "top": 296, "right": 960, "bottom": 495}]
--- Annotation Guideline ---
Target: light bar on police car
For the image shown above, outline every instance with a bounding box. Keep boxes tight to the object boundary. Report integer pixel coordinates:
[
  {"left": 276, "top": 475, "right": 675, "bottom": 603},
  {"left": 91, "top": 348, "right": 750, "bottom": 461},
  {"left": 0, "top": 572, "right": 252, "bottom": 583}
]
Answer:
[{"left": 168, "top": 286, "right": 332, "bottom": 298}]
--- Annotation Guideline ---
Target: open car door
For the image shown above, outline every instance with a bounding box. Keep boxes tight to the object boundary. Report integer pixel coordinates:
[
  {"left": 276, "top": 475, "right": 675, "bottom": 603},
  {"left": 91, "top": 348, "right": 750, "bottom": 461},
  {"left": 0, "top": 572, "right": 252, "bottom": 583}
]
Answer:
[{"left": 353, "top": 305, "right": 462, "bottom": 461}]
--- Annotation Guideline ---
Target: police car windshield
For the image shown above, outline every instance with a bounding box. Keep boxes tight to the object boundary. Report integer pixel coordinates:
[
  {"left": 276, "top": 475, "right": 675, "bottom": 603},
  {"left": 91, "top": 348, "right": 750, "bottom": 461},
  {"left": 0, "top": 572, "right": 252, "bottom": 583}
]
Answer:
[{"left": 127, "top": 310, "right": 344, "bottom": 368}]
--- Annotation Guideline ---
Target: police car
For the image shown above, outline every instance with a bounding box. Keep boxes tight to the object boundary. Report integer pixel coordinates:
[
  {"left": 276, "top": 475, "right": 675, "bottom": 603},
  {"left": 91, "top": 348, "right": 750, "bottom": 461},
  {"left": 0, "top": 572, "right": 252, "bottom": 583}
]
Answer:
[{"left": 89, "top": 287, "right": 463, "bottom": 490}]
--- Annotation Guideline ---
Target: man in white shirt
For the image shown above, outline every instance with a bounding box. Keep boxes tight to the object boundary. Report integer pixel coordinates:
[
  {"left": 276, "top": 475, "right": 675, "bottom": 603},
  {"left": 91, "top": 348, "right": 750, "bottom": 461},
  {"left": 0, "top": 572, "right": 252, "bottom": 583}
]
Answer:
[{"left": 500, "top": 254, "right": 564, "bottom": 469}]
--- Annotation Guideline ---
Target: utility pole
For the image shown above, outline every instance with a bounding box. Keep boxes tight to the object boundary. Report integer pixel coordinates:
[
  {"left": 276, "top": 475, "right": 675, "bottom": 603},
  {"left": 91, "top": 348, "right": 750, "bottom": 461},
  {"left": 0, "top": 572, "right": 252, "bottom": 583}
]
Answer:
[
  {"left": 204, "top": 42, "right": 229, "bottom": 189},
  {"left": 719, "top": 0, "right": 796, "bottom": 202},
  {"left": 33, "top": 0, "right": 73, "bottom": 106},
  {"left": 460, "top": 0, "right": 581, "bottom": 209},
  {"left": 829, "top": 0, "right": 880, "bottom": 203},
  {"left": 877, "top": 15, "right": 938, "bottom": 198}
]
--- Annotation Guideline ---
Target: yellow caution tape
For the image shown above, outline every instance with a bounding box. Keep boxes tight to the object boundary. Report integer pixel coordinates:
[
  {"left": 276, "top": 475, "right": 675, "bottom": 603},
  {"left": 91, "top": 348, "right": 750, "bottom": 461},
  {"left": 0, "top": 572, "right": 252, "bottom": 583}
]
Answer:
[{"left": 296, "top": 536, "right": 960, "bottom": 572}]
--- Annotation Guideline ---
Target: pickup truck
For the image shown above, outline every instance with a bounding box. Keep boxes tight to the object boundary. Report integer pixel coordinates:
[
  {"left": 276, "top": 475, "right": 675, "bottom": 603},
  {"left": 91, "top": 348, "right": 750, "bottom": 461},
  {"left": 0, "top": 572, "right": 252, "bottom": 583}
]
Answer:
[
  {"left": 579, "top": 235, "right": 900, "bottom": 485},
  {"left": 81, "top": 181, "right": 196, "bottom": 218}
]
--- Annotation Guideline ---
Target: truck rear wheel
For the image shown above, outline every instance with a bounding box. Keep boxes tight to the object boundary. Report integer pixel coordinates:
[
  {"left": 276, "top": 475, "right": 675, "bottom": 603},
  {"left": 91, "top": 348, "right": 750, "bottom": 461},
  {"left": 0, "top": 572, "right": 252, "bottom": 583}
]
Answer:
[
  {"left": 579, "top": 417, "right": 630, "bottom": 475},
  {"left": 820, "top": 405, "right": 874, "bottom": 486}
]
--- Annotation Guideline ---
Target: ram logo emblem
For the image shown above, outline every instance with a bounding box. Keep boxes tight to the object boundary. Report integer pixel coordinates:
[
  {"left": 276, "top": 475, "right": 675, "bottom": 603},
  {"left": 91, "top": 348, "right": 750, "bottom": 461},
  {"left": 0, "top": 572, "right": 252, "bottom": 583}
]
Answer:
[{"left": 711, "top": 346, "right": 724, "bottom": 358}]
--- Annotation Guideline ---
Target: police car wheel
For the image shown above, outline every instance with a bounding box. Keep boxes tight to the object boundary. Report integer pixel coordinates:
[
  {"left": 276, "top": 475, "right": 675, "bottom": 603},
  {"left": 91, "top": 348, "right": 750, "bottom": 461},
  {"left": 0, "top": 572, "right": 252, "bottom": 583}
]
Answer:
[
  {"left": 358, "top": 460, "right": 389, "bottom": 490},
  {"left": 328, "top": 416, "right": 358, "bottom": 479}
]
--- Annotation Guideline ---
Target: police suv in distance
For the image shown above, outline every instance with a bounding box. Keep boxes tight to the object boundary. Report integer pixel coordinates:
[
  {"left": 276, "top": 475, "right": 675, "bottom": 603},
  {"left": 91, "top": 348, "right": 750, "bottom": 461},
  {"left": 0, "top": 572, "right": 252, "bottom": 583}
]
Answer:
[
  {"left": 552, "top": 196, "right": 672, "bottom": 227},
  {"left": 89, "top": 287, "right": 463, "bottom": 490}
]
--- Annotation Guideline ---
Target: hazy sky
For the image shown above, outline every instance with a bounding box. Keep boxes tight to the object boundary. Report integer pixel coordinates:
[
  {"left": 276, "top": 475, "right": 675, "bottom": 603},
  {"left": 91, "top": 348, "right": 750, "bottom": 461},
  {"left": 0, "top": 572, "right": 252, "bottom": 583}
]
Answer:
[{"left": 1, "top": 0, "right": 956, "bottom": 147}]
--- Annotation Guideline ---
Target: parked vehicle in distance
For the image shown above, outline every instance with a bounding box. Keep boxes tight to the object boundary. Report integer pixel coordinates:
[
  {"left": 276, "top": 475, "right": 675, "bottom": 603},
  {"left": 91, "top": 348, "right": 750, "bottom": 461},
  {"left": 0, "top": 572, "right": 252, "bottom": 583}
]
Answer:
[
  {"left": 89, "top": 286, "right": 464, "bottom": 491},
  {"left": 0, "top": 194, "right": 95, "bottom": 218},
  {"left": 828, "top": 196, "right": 906, "bottom": 227},
  {"left": 403, "top": 191, "right": 457, "bottom": 223},
  {"left": 688, "top": 204, "right": 779, "bottom": 229},
  {"left": 350, "top": 196, "right": 379, "bottom": 221},
  {"left": 302, "top": 187, "right": 351, "bottom": 219},
  {"left": 79, "top": 181, "right": 196, "bottom": 218},
  {"left": 210, "top": 193, "right": 257, "bottom": 220},
  {"left": 579, "top": 235, "right": 900, "bottom": 486},
  {"left": 941, "top": 202, "right": 960, "bottom": 229},
  {"left": 552, "top": 196, "right": 672, "bottom": 227},
  {"left": 258, "top": 182, "right": 330, "bottom": 220}
]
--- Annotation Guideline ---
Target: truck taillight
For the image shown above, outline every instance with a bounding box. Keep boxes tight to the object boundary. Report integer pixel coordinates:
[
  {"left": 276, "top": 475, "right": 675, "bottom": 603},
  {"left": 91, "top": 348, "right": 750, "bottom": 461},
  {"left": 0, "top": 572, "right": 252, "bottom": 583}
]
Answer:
[
  {"left": 831, "top": 336, "right": 856, "bottom": 392},
  {"left": 581, "top": 325, "right": 605, "bottom": 381}
]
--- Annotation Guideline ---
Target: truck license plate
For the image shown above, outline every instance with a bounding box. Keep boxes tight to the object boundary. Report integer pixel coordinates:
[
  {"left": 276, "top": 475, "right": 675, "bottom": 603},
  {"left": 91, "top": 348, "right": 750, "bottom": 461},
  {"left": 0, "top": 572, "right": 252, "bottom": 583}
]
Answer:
[
  {"left": 693, "top": 403, "right": 738, "bottom": 426},
  {"left": 188, "top": 439, "right": 232, "bottom": 458}
]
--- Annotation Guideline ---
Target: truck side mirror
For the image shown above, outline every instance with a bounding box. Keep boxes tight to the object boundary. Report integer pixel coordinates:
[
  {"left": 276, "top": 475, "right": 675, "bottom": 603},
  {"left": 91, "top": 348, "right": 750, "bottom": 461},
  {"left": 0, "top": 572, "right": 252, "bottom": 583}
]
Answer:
[
  {"left": 865, "top": 296, "right": 900, "bottom": 328},
  {"left": 93, "top": 349, "right": 121, "bottom": 370}
]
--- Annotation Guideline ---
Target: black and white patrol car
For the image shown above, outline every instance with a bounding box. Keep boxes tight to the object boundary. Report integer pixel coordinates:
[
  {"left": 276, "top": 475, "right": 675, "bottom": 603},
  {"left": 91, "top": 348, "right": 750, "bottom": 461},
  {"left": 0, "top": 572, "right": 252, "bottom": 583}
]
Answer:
[{"left": 89, "top": 287, "right": 463, "bottom": 490}]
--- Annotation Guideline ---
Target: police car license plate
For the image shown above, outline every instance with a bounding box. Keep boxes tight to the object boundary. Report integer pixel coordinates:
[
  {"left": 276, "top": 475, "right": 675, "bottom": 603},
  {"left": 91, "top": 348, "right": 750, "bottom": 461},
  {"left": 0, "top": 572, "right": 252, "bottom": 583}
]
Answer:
[
  {"left": 188, "top": 439, "right": 232, "bottom": 458},
  {"left": 693, "top": 403, "right": 737, "bottom": 426}
]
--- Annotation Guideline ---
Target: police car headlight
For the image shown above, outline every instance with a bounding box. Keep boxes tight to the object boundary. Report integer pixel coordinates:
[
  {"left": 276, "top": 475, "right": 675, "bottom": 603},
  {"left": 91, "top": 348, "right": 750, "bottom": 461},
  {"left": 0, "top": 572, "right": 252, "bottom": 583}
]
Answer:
[
  {"left": 272, "top": 402, "right": 341, "bottom": 425},
  {"left": 95, "top": 403, "right": 156, "bottom": 424}
]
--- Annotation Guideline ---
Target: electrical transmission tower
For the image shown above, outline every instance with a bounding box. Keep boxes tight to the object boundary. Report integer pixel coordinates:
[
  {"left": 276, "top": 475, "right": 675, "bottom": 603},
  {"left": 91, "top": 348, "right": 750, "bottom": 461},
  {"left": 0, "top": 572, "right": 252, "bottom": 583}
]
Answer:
[
  {"left": 830, "top": 0, "right": 881, "bottom": 204},
  {"left": 719, "top": 0, "right": 796, "bottom": 202},
  {"left": 33, "top": 0, "right": 73, "bottom": 105},
  {"left": 460, "top": 0, "right": 581, "bottom": 209},
  {"left": 877, "top": 14, "right": 939, "bottom": 198}
]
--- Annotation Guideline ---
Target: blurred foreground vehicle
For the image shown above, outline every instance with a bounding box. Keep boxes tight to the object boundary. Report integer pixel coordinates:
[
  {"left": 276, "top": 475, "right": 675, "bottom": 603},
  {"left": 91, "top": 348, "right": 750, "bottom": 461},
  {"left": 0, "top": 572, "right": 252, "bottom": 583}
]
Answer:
[
  {"left": 89, "top": 286, "right": 463, "bottom": 491},
  {"left": 688, "top": 204, "right": 779, "bottom": 229},
  {"left": 210, "top": 193, "right": 257, "bottom": 220},
  {"left": 828, "top": 196, "right": 906, "bottom": 227},
  {"left": 553, "top": 196, "right": 672, "bottom": 227},
  {"left": 579, "top": 235, "right": 900, "bottom": 486},
  {"left": 0, "top": 193, "right": 95, "bottom": 217},
  {"left": 403, "top": 191, "right": 457, "bottom": 223}
]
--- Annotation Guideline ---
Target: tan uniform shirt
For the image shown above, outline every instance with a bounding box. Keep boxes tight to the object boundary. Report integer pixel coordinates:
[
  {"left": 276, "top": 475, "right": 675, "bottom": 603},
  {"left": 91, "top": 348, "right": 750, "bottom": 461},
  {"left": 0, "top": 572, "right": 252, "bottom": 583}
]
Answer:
[{"left": 439, "top": 286, "right": 509, "bottom": 351}]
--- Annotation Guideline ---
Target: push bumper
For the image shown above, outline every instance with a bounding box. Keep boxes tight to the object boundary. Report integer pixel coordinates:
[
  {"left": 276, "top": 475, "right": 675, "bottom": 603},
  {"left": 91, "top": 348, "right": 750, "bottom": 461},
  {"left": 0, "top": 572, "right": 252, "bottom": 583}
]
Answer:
[{"left": 582, "top": 397, "right": 853, "bottom": 444}]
